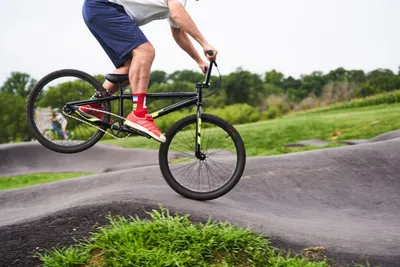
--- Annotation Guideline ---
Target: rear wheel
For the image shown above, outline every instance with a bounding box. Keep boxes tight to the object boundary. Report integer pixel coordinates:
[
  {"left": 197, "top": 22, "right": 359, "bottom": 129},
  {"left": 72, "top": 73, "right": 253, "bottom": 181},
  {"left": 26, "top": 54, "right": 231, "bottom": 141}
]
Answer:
[
  {"left": 27, "top": 69, "right": 111, "bottom": 153},
  {"left": 159, "top": 114, "right": 246, "bottom": 201}
]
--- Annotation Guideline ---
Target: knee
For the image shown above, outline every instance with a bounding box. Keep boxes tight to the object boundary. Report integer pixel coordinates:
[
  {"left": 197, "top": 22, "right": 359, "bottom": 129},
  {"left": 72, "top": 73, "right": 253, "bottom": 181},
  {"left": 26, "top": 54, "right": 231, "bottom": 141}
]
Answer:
[{"left": 133, "top": 42, "right": 155, "bottom": 64}]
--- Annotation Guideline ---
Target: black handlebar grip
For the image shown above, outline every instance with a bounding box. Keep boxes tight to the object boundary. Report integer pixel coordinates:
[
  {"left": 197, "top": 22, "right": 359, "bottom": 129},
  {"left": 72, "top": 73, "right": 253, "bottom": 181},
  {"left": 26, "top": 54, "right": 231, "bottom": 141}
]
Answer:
[{"left": 206, "top": 50, "right": 214, "bottom": 56}]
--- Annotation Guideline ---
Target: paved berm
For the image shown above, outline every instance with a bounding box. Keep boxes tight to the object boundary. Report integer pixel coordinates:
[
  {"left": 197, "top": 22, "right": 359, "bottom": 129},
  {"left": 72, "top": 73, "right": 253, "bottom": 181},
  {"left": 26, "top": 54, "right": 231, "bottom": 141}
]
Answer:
[{"left": 1, "top": 133, "right": 400, "bottom": 267}]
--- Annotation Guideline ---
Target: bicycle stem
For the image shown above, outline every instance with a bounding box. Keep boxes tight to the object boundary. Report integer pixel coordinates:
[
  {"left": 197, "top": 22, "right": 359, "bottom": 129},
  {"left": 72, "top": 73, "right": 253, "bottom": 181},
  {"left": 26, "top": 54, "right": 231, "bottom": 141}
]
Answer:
[{"left": 203, "top": 60, "right": 217, "bottom": 86}]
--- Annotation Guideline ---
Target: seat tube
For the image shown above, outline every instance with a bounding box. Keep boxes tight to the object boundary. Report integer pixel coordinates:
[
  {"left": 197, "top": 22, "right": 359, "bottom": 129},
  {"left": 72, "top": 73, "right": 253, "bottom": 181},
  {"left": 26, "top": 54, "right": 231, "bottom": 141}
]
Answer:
[{"left": 118, "top": 82, "right": 124, "bottom": 117}]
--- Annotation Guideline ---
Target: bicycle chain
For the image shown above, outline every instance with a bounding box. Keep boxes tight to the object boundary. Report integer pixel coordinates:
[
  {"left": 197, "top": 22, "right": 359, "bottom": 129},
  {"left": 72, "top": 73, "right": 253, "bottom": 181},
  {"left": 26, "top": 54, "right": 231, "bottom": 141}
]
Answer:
[{"left": 63, "top": 107, "right": 131, "bottom": 140}]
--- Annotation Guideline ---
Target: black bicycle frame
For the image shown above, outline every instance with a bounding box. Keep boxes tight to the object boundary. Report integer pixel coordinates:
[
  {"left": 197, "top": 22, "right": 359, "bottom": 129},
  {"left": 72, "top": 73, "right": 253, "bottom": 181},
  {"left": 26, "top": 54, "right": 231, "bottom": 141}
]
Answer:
[{"left": 65, "top": 61, "right": 216, "bottom": 157}]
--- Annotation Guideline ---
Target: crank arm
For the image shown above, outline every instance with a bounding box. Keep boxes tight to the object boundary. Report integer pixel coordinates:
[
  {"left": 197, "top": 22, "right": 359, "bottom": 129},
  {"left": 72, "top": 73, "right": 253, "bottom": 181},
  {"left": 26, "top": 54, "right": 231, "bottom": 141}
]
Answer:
[{"left": 111, "top": 125, "right": 152, "bottom": 139}]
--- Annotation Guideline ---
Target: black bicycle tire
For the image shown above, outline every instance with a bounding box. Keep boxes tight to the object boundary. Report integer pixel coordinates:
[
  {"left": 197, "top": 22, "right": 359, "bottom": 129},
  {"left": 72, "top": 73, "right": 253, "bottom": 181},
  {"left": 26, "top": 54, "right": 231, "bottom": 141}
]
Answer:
[
  {"left": 27, "top": 69, "right": 111, "bottom": 153},
  {"left": 159, "top": 113, "right": 246, "bottom": 201}
]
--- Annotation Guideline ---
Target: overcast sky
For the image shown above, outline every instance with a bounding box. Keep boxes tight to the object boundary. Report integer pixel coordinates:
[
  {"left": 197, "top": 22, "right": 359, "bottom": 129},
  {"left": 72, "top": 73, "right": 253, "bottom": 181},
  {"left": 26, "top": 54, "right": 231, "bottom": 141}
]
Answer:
[{"left": 1, "top": 0, "right": 399, "bottom": 85}]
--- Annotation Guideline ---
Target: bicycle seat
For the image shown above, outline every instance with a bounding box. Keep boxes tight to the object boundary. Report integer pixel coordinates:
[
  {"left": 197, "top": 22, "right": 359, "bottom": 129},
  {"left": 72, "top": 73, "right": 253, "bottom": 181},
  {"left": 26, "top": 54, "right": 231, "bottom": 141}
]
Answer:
[{"left": 105, "top": 74, "right": 129, "bottom": 84}]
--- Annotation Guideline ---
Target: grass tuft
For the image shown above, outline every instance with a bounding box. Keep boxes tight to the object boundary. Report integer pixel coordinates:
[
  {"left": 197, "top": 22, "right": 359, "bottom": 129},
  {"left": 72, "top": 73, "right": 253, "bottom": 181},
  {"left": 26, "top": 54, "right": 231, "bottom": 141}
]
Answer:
[{"left": 36, "top": 207, "right": 329, "bottom": 267}]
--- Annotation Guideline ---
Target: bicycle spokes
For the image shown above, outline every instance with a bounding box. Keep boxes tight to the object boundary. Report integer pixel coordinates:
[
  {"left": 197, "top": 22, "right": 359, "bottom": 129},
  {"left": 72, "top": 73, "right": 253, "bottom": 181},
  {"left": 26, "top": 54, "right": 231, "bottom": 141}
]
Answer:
[{"left": 167, "top": 118, "right": 239, "bottom": 193}]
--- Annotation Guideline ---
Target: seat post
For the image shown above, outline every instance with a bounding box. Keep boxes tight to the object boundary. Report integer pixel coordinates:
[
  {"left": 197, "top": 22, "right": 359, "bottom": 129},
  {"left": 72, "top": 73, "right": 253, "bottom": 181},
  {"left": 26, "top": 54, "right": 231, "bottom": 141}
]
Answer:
[{"left": 118, "top": 82, "right": 124, "bottom": 117}]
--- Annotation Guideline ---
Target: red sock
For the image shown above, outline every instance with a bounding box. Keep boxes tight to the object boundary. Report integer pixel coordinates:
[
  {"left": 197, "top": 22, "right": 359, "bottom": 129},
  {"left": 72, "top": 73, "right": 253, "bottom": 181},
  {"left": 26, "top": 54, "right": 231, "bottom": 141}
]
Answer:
[{"left": 132, "top": 93, "right": 148, "bottom": 118}]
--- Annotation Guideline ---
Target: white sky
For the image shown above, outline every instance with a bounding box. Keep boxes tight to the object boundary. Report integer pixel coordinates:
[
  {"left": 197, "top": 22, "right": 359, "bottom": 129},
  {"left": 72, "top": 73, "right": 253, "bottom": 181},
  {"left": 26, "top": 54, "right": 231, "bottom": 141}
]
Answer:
[{"left": 1, "top": 0, "right": 399, "bottom": 85}]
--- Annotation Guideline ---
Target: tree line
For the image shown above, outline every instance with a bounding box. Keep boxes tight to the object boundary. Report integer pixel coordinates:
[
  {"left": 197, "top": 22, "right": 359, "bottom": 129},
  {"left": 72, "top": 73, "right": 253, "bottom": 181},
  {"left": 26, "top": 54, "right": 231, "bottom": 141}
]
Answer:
[{"left": 1, "top": 66, "right": 399, "bottom": 143}]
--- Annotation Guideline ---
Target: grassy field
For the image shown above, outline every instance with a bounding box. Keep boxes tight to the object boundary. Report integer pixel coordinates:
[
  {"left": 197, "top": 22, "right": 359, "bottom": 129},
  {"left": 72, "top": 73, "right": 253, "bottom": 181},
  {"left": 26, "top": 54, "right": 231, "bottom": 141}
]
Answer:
[
  {"left": 103, "top": 103, "right": 400, "bottom": 156},
  {"left": 37, "top": 208, "right": 330, "bottom": 267},
  {"left": 0, "top": 173, "right": 93, "bottom": 190}
]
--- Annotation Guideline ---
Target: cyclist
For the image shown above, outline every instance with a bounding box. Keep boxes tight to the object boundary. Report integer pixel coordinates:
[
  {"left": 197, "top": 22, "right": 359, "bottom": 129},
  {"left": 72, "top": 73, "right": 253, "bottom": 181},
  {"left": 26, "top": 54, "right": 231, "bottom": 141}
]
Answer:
[
  {"left": 52, "top": 108, "right": 68, "bottom": 139},
  {"left": 78, "top": 0, "right": 218, "bottom": 143}
]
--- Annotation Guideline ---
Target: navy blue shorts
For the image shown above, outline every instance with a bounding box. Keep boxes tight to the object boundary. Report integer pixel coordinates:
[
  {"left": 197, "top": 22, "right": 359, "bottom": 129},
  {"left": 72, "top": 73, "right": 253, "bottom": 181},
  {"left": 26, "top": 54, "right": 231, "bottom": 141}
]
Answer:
[{"left": 82, "top": 0, "right": 149, "bottom": 68}]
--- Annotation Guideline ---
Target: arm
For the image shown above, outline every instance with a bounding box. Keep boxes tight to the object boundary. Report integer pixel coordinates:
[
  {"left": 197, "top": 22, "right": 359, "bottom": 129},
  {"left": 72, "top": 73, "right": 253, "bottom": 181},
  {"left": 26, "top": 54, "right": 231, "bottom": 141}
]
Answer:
[
  {"left": 171, "top": 26, "right": 208, "bottom": 73},
  {"left": 167, "top": 0, "right": 217, "bottom": 60}
]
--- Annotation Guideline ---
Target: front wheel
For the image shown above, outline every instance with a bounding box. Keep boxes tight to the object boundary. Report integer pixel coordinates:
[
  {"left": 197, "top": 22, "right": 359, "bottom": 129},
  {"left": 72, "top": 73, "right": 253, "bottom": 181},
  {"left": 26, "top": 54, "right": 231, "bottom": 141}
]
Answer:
[{"left": 159, "top": 114, "right": 246, "bottom": 201}]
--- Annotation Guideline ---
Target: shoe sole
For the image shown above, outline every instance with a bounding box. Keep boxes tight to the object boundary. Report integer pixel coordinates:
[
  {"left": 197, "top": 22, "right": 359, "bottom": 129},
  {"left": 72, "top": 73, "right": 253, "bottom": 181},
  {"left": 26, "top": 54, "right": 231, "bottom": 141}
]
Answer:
[
  {"left": 124, "top": 120, "right": 166, "bottom": 143},
  {"left": 76, "top": 108, "right": 113, "bottom": 124},
  {"left": 76, "top": 108, "right": 101, "bottom": 122}
]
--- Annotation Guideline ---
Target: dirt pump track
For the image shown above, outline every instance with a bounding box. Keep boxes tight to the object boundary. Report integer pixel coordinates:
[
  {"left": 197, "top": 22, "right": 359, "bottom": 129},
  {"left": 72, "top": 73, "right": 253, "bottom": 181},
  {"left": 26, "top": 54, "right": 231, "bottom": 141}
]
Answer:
[{"left": 0, "top": 133, "right": 400, "bottom": 267}]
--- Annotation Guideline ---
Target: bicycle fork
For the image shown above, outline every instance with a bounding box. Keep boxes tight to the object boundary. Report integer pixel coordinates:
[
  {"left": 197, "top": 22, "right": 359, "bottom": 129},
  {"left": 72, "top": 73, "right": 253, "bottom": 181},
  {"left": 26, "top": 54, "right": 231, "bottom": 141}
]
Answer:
[
  {"left": 195, "top": 83, "right": 205, "bottom": 160},
  {"left": 195, "top": 61, "right": 214, "bottom": 160}
]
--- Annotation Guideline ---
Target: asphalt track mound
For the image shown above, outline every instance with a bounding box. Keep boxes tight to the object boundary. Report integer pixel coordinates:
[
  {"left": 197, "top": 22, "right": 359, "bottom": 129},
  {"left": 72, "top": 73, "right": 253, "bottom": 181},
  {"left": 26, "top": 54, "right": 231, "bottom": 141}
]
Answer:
[
  {"left": 370, "top": 129, "right": 400, "bottom": 143},
  {"left": 0, "top": 142, "right": 159, "bottom": 177},
  {"left": 1, "top": 138, "right": 400, "bottom": 266}
]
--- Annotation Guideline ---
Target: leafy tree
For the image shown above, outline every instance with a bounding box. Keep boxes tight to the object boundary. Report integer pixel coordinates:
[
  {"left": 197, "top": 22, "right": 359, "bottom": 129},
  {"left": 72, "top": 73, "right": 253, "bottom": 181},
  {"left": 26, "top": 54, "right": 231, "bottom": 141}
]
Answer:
[
  {"left": 281, "top": 76, "right": 302, "bottom": 92},
  {"left": 223, "top": 70, "right": 264, "bottom": 106},
  {"left": 367, "top": 69, "right": 396, "bottom": 92},
  {"left": 324, "top": 67, "right": 348, "bottom": 82},
  {"left": 0, "top": 92, "right": 32, "bottom": 142},
  {"left": 1, "top": 72, "right": 36, "bottom": 97},
  {"left": 264, "top": 70, "right": 284, "bottom": 87},
  {"left": 39, "top": 80, "right": 94, "bottom": 109},
  {"left": 300, "top": 71, "right": 325, "bottom": 97},
  {"left": 355, "top": 83, "right": 380, "bottom": 97},
  {"left": 263, "top": 83, "right": 284, "bottom": 97},
  {"left": 287, "top": 88, "right": 309, "bottom": 101},
  {"left": 347, "top": 70, "right": 366, "bottom": 84},
  {"left": 150, "top": 70, "right": 167, "bottom": 87},
  {"left": 168, "top": 70, "right": 204, "bottom": 83}
]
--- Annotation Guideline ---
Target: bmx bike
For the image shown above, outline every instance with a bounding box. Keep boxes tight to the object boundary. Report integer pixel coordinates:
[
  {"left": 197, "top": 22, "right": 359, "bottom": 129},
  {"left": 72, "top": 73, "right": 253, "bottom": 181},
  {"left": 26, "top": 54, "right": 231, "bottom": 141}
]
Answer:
[{"left": 27, "top": 59, "right": 246, "bottom": 201}]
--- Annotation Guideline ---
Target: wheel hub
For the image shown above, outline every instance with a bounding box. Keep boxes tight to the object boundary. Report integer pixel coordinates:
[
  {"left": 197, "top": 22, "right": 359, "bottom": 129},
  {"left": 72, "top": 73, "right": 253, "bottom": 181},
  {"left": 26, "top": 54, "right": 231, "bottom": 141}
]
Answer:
[{"left": 196, "top": 152, "right": 207, "bottom": 160}]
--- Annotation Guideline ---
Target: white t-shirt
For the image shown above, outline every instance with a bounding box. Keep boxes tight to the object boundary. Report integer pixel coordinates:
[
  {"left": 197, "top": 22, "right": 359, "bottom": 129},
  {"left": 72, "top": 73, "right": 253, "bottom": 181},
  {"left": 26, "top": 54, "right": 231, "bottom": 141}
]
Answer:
[
  {"left": 55, "top": 113, "right": 66, "bottom": 124},
  {"left": 108, "top": 0, "right": 187, "bottom": 27}
]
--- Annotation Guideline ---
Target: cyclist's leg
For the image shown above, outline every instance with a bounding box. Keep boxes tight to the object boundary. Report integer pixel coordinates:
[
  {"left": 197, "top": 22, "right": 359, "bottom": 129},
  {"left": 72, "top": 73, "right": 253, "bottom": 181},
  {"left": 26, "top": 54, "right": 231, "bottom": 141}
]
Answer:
[
  {"left": 53, "top": 124, "right": 62, "bottom": 137},
  {"left": 61, "top": 121, "right": 68, "bottom": 139},
  {"left": 80, "top": 0, "right": 138, "bottom": 119},
  {"left": 124, "top": 43, "right": 166, "bottom": 143},
  {"left": 129, "top": 42, "right": 155, "bottom": 95},
  {"left": 81, "top": 0, "right": 164, "bottom": 141}
]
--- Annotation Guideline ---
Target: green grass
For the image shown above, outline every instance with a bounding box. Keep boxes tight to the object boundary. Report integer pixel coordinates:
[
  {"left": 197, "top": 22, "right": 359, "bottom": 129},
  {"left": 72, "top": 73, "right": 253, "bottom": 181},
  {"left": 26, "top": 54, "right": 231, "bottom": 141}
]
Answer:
[
  {"left": 0, "top": 173, "right": 93, "bottom": 190},
  {"left": 103, "top": 103, "right": 400, "bottom": 156},
  {"left": 36, "top": 207, "right": 329, "bottom": 267},
  {"left": 314, "top": 89, "right": 400, "bottom": 112}
]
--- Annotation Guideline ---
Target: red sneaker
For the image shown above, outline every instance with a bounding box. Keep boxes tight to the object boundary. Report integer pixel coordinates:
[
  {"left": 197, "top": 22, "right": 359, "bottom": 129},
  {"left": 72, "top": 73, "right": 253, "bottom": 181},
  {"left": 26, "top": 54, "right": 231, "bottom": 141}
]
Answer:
[
  {"left": 124, "top": 111, "right": 166, "bottom": 143},
  {"left": 77, "top": 103, "right": 105, "bottom": 122}
]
